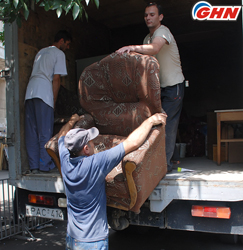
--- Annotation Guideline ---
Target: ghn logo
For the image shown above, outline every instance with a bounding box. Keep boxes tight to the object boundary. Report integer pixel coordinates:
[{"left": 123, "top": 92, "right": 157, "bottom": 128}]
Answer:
[{"left": 192, "top": 1, "right": 242, "bottom": 21}]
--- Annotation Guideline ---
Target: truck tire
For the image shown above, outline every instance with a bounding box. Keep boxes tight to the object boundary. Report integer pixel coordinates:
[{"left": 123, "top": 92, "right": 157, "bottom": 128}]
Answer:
[{"left": 107, "top": 208, "right": 129, "bottom": 231}]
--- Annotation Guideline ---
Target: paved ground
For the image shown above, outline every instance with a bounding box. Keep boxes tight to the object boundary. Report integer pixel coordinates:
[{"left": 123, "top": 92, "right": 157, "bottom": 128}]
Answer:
[
  {"left": 0, "top": 220, "right": 243, "bottom": 250},
  {"left": 0, "top": 221, "right": 66, "bottom": 249}
]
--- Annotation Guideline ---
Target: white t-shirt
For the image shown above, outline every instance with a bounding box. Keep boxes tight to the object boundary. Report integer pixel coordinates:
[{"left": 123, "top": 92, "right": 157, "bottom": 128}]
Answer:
[
  {"left": 25, "top": 46, "right": 67, "bottom": 108},
  {"left": 143, "top": 25, "right": 184, "bottom": 88}
]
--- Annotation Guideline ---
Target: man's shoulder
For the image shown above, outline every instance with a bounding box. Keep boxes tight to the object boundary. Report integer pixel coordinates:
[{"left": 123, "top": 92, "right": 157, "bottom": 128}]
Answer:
[
  {"left": 51, "top": 46, "right": 65, "bottom": 55},
  {"left": 40, "top": 46, "right": 65, "bottom": 56},
  {"left": 96, "top": 143, "right": 125, "bottom": 162},
  {"left": 39, "top": 46, "right": 52, "bottom": 52},
  {"left": 156, "top": 25, "right": 171, "bottom": 34},
  {"left": 92, "top": 143, "right": 124, "bottom": 159},
  {"left": 154, "top": 25, "right": 174, "bottom": 44}
]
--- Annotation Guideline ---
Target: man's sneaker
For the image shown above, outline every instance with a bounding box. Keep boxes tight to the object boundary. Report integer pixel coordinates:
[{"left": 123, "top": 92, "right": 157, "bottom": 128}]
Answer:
[
  {"left": 49, "top": 167, "right": 59, "bottom": 173},
  {"left": 22, "top": 169, "right": 40, "bottom": 174},
  {"left": 166, "top": 165, "right": 173, "bottom": 174},
  {"left": 39, "top": 167, "right": 59, "bottom": 174},
  {"left": 32, "top": 169, "right": 40, "bottom": 174}
]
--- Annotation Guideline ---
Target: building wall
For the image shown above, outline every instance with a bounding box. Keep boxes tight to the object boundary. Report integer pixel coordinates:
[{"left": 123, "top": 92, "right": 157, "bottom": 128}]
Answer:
[
  {"left": 0, "top": 21, "right": 6, "bottom": 135},
  {"left": 0, "top": 21, "right": 4, "bottom": 59},
  {"left": 0, "top": 58, "right": 6, "bottom": 125}
]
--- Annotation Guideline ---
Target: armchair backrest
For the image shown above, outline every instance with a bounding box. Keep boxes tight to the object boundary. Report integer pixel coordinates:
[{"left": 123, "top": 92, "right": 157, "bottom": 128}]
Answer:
[{"left": 78, "top": 52, "right": 162, "bottom": 136}]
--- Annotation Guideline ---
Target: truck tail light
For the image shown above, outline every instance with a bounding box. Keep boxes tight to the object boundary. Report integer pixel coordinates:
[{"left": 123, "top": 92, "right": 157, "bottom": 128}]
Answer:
[
  {"left": 191, "top": 205, "right": 231, "bottom": 219},
  {"left": 28, "top": 194, "right": 54, "bottom": 206}
]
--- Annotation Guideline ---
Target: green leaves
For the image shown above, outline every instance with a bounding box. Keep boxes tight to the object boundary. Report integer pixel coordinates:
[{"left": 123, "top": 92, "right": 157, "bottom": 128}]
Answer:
[
  {"left": 93, "top": 0, "right": 99, "bottom": 8},
  {"left": 72, "top": 2, "right": 79, "bottom": 20},
  {"left": 23, "top": 2, "right": 29, "bottom": 20},
  {"left": 13, "top": 0, "right": 19, "bottom": 9},
  {"left": 0, "top": 0, "right": 100, "bottom": 25},
  {"left": 56, "top": 7, "right": 62, "bottom": 18}
]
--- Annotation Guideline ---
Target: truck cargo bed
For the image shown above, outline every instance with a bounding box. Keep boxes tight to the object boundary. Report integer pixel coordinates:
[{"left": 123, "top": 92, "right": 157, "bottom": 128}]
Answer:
[
  {"left": 150, "top": 157, "right": 243, "bottom": 213},
  {"left": 166, "top": 156, "right": 243, "bottom": 179}
]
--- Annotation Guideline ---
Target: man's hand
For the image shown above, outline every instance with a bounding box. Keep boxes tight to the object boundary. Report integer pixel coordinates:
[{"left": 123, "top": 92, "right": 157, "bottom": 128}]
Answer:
[
  {"left": 69, "top": 114, "right": 80, "bottom": 125},
  {"left": 58, "top": 114, "right": 81, "bottom": 139},
  {"left": 116, "top": 45, "right": 135, "bottom": 54},
  {"left": 148, "top": 113, "right": 167, "bottom": 126},
  {"left": 116, "top": 37, "right": 166, "bottom": 56}
]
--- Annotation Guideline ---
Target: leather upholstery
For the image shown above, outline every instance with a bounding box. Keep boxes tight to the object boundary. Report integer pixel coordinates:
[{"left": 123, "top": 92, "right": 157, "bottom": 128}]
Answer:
[
  {"left": 45, "top": 52, "right": 167, "bottom": 213},
  {"left": 79, "top": 52, "right": 162, "bottom": 136}
]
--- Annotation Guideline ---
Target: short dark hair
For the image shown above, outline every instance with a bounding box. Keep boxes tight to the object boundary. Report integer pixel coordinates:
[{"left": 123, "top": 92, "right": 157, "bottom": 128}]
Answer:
[
  {"left": 54, "top": 30, "right": 72, "bottom": 43},
  {"left": 146, "top": 2, "right": 163, "bottom": 15}
]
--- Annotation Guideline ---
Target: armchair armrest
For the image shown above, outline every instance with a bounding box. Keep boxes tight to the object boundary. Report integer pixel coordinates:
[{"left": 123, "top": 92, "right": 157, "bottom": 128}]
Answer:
[{"left": 45, "top": 114, "right": 95, "bottom": 175}]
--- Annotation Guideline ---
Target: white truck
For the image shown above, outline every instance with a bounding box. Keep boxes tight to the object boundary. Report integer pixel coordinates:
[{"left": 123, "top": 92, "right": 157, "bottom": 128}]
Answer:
[{"left": 1, "top": 0, "right": 243, "bottom": 242}]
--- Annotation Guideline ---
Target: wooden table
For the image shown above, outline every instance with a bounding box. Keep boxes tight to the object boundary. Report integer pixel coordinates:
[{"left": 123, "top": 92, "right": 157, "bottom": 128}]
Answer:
[{"left": 215, "top": 109, "right": 243, "bottom": 165}]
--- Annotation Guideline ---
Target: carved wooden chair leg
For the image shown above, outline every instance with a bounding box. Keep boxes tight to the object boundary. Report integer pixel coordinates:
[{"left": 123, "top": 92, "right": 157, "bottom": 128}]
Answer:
[{"left": 124, "top": 161, "right": 137, "bottom": 210}]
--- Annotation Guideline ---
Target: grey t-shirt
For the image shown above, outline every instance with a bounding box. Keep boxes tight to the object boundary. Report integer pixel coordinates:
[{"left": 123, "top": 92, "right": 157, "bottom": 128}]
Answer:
[
  {"left": 143, "top": 25, "right": 184, "bottom": 88},
  {"left": 25, "top": 46, "right": 67, "bottom": 108}
]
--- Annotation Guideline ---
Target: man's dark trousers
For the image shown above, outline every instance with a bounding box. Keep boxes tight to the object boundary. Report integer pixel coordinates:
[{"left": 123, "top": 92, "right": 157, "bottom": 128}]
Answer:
[{"left": 161, "top": 81, "right": 184, "bottom": 172}]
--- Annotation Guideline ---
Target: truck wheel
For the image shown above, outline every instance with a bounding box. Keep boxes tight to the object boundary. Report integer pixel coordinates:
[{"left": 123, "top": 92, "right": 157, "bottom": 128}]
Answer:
[
  {"left": 107, "top": 208, "right": 129, "bottom": 231},
  {"left": 219, "top": 234, "right": 238, "bottom": 244},
  {"left": 109, "top": 216, "right": 129, "bottom": 231}
]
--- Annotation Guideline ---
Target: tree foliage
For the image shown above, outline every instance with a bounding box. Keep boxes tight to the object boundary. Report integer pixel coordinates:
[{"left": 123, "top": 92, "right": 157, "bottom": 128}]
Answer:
[{"left": 0, "top": 0, "right": 99, "bottom": 27}]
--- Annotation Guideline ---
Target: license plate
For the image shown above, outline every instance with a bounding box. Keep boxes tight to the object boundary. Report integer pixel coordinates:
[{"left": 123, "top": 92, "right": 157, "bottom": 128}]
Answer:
[{"left": 26, "top": 205, "right": 64, "bottom": 220}]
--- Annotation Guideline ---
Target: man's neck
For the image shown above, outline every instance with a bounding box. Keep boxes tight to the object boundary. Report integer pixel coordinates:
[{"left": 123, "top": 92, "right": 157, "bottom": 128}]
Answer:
[{"left": 53, "top": 42, "right": 60, "bottom": 49}]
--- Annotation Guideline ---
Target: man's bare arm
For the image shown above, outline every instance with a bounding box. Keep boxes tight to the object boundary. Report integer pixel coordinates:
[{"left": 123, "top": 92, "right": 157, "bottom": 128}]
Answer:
[
  {"left": 58, "top": 114, "right": 80, "bottom": 139},
  {"left": 123, "top": 113, "right": 167, "bottom": 155},
  {"left": 116, "top": 37, "right": 167, "bottom": 55},
  {"left": 53, "top": 74, "right": 61, "bottom": 109}
]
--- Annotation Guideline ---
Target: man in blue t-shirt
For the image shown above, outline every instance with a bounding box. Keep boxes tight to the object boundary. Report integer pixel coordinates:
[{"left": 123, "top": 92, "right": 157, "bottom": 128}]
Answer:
[{"left": 58, "top": 113, "right": 167, "bottom": 250}]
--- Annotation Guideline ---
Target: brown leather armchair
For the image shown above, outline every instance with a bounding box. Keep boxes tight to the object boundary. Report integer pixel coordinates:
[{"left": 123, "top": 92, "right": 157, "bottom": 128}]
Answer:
[{"left": 45, "top": 52, "right": 167, "bottom": 213}]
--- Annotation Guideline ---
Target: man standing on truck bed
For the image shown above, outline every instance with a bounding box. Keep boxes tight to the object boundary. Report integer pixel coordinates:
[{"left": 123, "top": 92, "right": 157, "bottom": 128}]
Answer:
[
  {"left": 25, "top": 30, "right": 72, "bottom": 173},
  {"left": 116, "top": 2, "right": 185, "bottom": 173},
  {"left": 57, "top": 112, "right": 167, "bottom": 250}
]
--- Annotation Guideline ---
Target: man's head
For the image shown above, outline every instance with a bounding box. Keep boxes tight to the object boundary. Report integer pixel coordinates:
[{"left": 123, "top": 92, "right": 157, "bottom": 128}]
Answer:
[
  {"left": 144, "top": 2, "right": 163, "bottom": 31},
  {"left": 64, "top": 127, "right": 99, "bottom": 157},
  {"left": 54, "top": 30, "right": 72, "bottom": 51},
  {"left": 146, "top": 2, "right": 163, "bottom": 15}
]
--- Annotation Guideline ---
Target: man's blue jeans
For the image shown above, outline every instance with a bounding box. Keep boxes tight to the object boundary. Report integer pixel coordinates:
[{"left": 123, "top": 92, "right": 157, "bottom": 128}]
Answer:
[
  {"left": 161, "top": 82, "right": 184, "bottom": 172},
  {"left": 66, "top": 233, "right": 108, "bottom": 250},
  {"left": 25, "top": 98, "right": 55, "bottom": 171}
]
